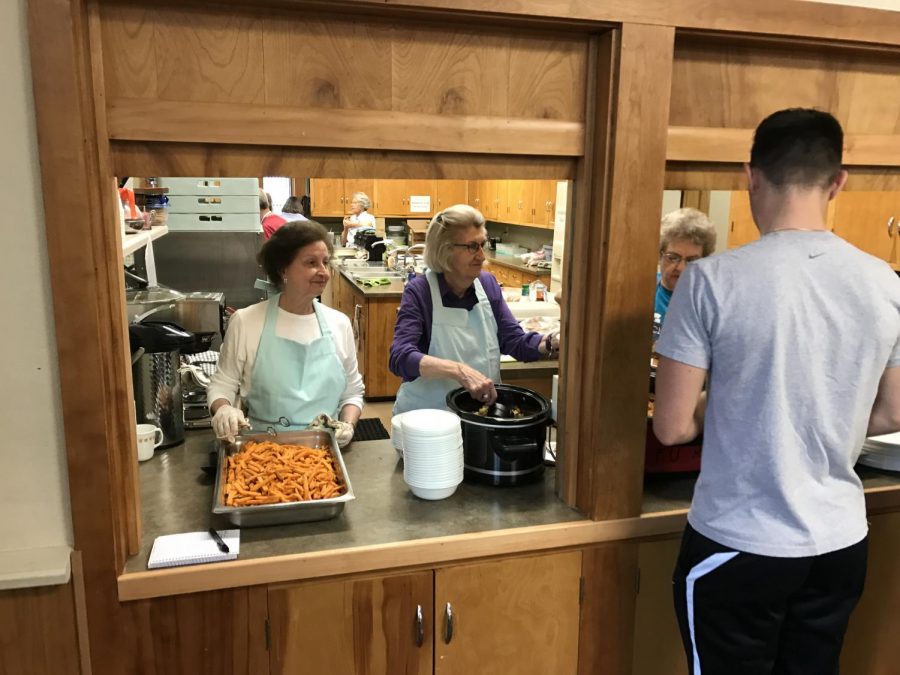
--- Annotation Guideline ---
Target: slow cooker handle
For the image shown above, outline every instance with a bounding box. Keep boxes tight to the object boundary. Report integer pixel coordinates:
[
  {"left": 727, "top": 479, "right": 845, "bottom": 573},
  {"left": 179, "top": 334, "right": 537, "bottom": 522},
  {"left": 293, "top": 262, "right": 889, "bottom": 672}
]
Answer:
[{"left": 495, "top": 435, "right": 539, "bottom": 455}]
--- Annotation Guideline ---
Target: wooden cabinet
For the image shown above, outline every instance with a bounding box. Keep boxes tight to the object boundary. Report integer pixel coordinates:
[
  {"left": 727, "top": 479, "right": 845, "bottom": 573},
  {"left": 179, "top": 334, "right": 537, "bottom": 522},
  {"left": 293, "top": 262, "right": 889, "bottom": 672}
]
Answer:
[
  {"left": 435, "top": 180, "right": 468, "bottom": 211},
  {"left": 311, "top": 179, "right": 376, "bottom": 217},
  {"left": 467, "top": 179, "right": 485, "bottom": 212},
  {"left": 434, "top": 552, "right": 582, "bottom": 675},
  {"left": 329, "top": 273, "right": 401, "bottom": 398},
  {"left": 726, "top": 191, "right": 759, "bottom": 249},
  {"left": 375, "top": 179, "right": 436, "bottom": 216},
  {"left": 267, "top": 552, "right": 581, "bottom": 675},
  {"left": 831, "top": 191, "right": 900, "bottom": 263},
  {"left": 310, "top": 178, "right": 347, "bottom": 216},
  {"left": 488, "top": 262, "right": 542, "bottom": 288},
  {"left": 506, "top": 179, "right": 535, "bottom": 225},
  {"left": 532, "top": 180, "right": 557, "bottom": 228},
  {"left": 268, "top": 571, "right": 433, "bottom": 675}
]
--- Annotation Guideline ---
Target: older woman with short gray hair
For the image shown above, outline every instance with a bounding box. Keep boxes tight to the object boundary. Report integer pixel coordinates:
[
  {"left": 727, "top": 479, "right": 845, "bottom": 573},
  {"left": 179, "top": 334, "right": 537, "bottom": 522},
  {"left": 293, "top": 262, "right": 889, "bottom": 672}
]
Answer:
[
  {"left": 656, "top": 207, "right": 717, "bottom": 323},
  {"left": 390, "top": 204, "right": 559, "bottom": 414},
  {"left": 341, "top": 191, "right": 377, "bottom": 246}
]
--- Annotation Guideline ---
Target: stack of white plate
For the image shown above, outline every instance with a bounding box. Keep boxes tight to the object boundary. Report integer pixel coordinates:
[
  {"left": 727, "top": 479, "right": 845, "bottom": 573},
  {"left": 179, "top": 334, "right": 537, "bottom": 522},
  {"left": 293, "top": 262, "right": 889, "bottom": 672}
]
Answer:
[
  {"left": 401, "top": 409, "right": 464, "bottom": 500},
  {"left": 390, "top": 413, "right": 405, "bottom": 457},
  {"left": 859, "top": 431, "right": 900, "bottom": 471}
]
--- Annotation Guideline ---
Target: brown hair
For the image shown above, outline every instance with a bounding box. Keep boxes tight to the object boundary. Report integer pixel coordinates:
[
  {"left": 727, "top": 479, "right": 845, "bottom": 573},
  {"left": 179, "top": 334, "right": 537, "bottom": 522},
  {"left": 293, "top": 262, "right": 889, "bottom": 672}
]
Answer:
[{"left": 258, "top": 220, "right": 333, "bottom": 291}]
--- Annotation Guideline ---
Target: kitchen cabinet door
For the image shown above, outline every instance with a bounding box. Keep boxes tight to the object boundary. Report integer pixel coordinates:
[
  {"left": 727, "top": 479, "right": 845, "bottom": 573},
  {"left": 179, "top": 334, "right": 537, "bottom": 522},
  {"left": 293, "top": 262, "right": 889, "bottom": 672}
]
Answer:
[
  {"left": 375, "top": 179, "right": 408, "bottom": 216},
  {"left": 404, "top": 179, "right": 436, "bottom": 216},
  {"left": 310, "top": 178, "right": 346, "bottom": 217},
  {"left": 467, "top": 180, "right": 485, "bottom": 213},
  {"left": 344, "top": 179, "right": 375, "bottom": 212},
  {"left": 268, "top": 571, "right": 434, "bottom": 675},
  {"left": 435, "top": 180, "right": 468, "bottom": 212},
  {"left": 480, "top": 180, "right": 502, "bottom": 221},
  {"left": 506, "top": 180, "right": 535, "bottom": 225},
  {"left": 362, "top": 297, "right": 403, "bottom": 398},
  {"left": 832, "top": 191, "right": 900, "bottom": 263},
  {"left": 726, "top": 191, "right": 759, "bottom": 249},
  {"left": 354, "top": 297, "right": 366, "bottom": 377},
  {"left": 532, "top": 180, "right": 557, "bottom": 228},
  {"left": 434, "top": 552, "right": 582, "bottom": 675}
]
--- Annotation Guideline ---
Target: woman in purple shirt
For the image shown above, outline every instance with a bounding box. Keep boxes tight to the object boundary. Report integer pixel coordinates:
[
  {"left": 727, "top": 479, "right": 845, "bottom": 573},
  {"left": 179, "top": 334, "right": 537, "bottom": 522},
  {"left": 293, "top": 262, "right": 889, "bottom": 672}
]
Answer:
[{"left": 390, "top": 204, "right": 560, "bottom": 414}]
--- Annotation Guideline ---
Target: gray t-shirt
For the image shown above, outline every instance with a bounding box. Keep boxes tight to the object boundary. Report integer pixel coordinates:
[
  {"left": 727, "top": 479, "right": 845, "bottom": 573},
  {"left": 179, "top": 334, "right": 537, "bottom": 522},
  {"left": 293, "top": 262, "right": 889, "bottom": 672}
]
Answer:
[{"left": 657, "top": 230, "right": 900, "bottom": 557}]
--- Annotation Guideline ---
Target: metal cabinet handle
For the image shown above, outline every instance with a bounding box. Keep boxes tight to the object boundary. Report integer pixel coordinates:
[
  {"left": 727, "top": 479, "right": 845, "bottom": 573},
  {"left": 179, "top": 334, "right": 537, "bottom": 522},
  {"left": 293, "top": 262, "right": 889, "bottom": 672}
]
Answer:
[
  {"left": 415, "top": 604, "right": 424, "bottom": 647},
  {"left": 888, "top": 216, "right": 895, "bottom": 238},
  {"left": 443, "top": 602, "right": 454, "bottom": 644}
]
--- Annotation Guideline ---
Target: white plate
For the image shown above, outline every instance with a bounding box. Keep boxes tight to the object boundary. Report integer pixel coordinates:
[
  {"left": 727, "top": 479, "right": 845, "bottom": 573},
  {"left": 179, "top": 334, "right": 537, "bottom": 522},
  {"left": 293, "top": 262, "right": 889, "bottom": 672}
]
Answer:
[
  {"left": 409, "top": 483, "right": 459, "bottom": 500},
  {"left": 401, "top": 409, "right": 461, "bottom": 435},
  {"left": 858, "top": 451, "right": 900, "bottom": 472}
]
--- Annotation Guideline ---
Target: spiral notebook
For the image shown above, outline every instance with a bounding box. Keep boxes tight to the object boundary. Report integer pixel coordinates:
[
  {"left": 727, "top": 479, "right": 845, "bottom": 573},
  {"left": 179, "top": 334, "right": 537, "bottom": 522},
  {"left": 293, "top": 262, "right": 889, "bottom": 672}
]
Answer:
[{"left": 147, "top": 530, "right": 240, "bottom": 569}]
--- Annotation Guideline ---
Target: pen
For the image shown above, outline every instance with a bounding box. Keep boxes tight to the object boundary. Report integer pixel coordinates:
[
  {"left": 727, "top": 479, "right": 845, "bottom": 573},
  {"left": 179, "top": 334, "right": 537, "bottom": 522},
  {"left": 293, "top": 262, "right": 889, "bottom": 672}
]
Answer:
[{"left": 208, "top": 528, "right": 229, "bottom": 553}]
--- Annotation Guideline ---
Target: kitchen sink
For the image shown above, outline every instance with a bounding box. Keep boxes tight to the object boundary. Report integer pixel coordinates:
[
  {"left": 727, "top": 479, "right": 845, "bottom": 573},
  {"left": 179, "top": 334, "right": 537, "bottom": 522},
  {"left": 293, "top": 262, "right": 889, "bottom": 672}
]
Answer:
[{"left": 350, "top": 270, "right": 405, "bottom": 281}]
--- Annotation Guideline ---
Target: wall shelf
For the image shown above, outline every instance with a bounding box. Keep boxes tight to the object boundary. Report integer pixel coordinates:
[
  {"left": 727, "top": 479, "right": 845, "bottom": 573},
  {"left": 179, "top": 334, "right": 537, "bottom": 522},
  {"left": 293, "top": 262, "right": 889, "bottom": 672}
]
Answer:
[{"left": 122, "top": 225, "right": 168, "bottom": 257}]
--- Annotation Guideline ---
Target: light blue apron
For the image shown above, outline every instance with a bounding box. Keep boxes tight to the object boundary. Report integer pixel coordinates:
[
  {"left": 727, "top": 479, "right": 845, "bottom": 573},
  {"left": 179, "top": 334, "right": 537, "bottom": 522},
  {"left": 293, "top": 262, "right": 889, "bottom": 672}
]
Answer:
[
  {"left": 247, "top": 295, "right": 346, "bottom": 431},
  {"left": 394, "top": 270, "right": 501, "bottom": 414}
]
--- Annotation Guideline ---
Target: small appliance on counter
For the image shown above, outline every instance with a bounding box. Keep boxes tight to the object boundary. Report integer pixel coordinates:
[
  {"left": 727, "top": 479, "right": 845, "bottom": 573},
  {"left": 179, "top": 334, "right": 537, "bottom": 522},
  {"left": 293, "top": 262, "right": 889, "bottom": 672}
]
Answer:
[
  {"left": 446, "top": 384, "right": 551, "bottom": 486},
  {"left": 129, "top": 319, "right": 198, "bottom": 448}
]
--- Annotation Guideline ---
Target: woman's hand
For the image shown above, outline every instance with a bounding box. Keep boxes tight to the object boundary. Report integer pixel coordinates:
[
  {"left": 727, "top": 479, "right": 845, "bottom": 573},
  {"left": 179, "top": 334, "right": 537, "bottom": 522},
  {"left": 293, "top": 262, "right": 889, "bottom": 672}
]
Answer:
[
  {"left": 212, "top": 404, "right": 249, "bottom": 442},
  {"left": 456, "top": 363, "right": 497, "bottom": 405}
]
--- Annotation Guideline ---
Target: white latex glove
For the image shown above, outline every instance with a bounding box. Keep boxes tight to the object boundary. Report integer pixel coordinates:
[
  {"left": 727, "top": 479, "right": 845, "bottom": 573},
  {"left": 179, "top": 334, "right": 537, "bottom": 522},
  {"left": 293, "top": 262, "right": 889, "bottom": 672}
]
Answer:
[
  {"left": 212, "top": 405, "right": 249, "bottom": 443},
  {"left": 307, "top": 413, "right": 355, "bottom": 448}
]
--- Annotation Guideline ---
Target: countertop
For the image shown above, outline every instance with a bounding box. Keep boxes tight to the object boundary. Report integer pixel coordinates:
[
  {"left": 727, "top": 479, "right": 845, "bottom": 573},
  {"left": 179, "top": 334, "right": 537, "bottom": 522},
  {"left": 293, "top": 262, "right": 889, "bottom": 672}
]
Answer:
[
  {"left": 119, "top": 431, "right": 900, "bottom": 601},
  {"left": 340, "top": 268, "right": 406, "bottom": 298},
  {"left": 126, "top": 431, "right": 583, "bottom": 575},
  {"left": 485, "top": 251, "right": 551, "bottom": 276}
]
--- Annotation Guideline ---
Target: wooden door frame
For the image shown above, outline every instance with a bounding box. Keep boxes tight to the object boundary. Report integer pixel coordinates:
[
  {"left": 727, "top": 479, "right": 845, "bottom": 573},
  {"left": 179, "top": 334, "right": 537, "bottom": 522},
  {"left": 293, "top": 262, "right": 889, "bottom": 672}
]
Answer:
[{"left": 26, "top": 1, "right": 900, "bottom": 674}]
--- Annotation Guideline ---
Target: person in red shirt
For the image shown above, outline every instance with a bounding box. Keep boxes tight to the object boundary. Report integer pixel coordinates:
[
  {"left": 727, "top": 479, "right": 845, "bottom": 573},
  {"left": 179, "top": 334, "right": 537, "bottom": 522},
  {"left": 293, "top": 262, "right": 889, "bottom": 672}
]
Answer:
[{"left": 259, "top": 189, "right": 286, "bottom": 240}]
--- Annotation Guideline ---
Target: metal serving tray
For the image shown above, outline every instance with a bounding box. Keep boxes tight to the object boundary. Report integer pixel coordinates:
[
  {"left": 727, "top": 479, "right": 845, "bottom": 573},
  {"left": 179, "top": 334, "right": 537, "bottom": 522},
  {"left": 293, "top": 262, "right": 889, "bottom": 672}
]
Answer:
[{"left": 212, "top": 429, "right": 355, "bottom": 527}]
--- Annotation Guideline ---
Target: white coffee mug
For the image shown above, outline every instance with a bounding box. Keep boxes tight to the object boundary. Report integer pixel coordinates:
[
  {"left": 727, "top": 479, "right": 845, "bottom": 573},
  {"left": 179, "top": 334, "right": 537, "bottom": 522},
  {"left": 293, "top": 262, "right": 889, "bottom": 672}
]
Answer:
[{"left": 136, "top": 423, "right": 164, "bottom": 461}]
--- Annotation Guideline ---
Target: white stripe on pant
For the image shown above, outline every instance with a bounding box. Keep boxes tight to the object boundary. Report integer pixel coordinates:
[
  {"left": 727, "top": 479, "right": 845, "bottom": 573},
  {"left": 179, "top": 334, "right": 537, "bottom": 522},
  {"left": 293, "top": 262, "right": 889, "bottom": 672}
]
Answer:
[{"left": 686, "top": 551, "right": 739, "bottom": 674}]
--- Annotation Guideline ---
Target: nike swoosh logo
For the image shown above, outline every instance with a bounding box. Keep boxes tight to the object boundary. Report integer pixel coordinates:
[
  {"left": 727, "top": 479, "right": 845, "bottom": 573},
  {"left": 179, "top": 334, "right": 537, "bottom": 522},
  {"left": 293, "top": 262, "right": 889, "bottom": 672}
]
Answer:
[{"left": 809, "top": 252, "right": 826, "bottom": 259}]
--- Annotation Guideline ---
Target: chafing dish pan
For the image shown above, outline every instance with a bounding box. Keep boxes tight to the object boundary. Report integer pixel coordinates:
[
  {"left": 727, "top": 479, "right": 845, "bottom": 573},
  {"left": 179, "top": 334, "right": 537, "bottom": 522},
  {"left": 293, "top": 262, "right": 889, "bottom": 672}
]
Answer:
[{"left": 212, "top": 429, "right": 355, "bottom": 527}]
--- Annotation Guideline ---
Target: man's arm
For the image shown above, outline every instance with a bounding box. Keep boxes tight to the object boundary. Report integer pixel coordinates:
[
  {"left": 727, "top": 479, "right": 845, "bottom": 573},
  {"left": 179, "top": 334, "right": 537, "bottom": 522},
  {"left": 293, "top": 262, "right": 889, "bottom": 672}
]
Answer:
[
  {"left": 653, "top": 356, "right": 707, "bottom": 445},
  {"left": 867, "top": 366, "right": 900, "bottom": 437}
]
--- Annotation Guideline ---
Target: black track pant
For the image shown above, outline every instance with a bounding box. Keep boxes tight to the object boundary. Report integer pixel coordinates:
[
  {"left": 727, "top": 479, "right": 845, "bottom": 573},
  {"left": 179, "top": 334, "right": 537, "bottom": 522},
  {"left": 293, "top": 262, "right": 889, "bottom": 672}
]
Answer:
[{"left": 672, "top": 524, "right": 867, "bottom": 675}]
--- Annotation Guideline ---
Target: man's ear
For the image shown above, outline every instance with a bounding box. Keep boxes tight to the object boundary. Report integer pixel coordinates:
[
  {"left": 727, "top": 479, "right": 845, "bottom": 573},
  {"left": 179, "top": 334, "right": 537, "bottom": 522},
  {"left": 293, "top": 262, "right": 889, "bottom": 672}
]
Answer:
[
  {"left": 743, "top": 163, "right": 757, "bottom": 193},
  {"left": 827, "top": 169, "right": 849, "bottom": 201}
]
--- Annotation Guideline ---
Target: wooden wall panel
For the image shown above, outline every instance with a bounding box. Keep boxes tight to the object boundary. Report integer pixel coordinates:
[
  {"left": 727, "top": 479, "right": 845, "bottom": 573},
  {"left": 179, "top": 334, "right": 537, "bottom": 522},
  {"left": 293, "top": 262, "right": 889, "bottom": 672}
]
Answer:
[
  {"left": 508, "top": 34, "right": 587, "bottom": 121},
  {"left": 665, "top": 163, "right": 900, "bottom": 192},
  {"left": 392, "top": 26, "right": 510, "bottom": 117},
  {"left": 0, "top": 581, "right": 82, "bottom": 675},
  {"left": 263, "top": 17, "right": 392, "bottom": 110},
  {"left": 98, "top": 4, "right": 156, "bottom": 99},
  {"left": 109, "top": 141, "right": 577, "bottom": 180},
  {"left": 670, "top": 38, "right": 900, "bottom": 136}
]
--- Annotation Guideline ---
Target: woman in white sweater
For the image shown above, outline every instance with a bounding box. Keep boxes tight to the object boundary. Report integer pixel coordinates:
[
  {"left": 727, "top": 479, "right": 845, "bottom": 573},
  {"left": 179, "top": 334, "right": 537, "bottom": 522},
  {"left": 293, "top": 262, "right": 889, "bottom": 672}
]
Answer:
[{"left": 208, "top": 221, "right": 364, "bottom": 446}]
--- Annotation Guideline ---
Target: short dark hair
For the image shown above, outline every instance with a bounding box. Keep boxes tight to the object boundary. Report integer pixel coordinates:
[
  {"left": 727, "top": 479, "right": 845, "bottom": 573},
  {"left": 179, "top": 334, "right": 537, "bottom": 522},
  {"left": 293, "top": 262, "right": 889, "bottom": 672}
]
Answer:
[
  {"left": 258, "top": 220, "right": 333, "bottom": 290},
  {"left": 258, "top": 189, "right": 270, "bottom": 211},
  {"left": 282, "top": 196, "right": 304, "bottom": 214},
  {"left": 750, "top": 108, "right": 843, "bottom": 189}
]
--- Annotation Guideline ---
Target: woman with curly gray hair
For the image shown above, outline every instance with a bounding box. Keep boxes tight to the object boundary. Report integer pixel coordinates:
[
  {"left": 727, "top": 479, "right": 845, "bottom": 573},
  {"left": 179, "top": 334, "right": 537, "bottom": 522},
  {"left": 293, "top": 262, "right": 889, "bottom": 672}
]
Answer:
[
  {"left": 341, "top": 191, "right": 376, "bottom": 246},
  {"left": 390, "top": 204, "right": 559, "bottom": 414},
  {"left": 656, "top": 207, "right": 717, "bottom": 323}
]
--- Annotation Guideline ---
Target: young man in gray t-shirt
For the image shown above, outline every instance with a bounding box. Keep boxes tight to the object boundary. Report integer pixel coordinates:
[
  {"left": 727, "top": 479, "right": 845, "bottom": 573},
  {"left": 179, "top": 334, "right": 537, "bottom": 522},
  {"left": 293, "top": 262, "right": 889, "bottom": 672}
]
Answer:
[{"left": 654, "top": 108, "right": 900, "bottom": 674}]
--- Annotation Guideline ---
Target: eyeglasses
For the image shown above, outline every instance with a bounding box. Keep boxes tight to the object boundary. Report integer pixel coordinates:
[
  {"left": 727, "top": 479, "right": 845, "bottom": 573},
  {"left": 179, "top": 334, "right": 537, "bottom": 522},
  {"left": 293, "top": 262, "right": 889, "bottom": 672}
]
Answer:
[
  {"left": 661, "top": 251, "right": 701, "bottom": 266},
  {"left": 452, "top": 241, "right": 488, "bottom": 255}
]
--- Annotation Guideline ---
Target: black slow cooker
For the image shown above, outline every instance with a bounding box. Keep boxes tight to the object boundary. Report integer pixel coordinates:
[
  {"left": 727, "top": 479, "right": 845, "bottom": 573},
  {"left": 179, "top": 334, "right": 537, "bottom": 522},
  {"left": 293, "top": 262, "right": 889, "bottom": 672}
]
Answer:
[{"left": 446, "top": 384, "right": 551, "bottom": 487}]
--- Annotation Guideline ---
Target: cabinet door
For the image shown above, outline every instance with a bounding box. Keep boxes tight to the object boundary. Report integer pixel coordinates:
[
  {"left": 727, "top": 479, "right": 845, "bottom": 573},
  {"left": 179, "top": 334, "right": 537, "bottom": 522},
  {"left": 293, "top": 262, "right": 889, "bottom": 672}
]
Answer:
[
  {"left": 363, "top": 297, "right": 403, "bottom": 398},
  {"left": 268, "top": 571, "right": 434, "bottom": 675},
  {"left": 832, "top": 191, "right": 900, "bottom": 263},
  {"left": 435, "top": 180, "right": 468, "bottom": 212},
  {"left": 404, "top": 179, "right": 436, "bottom": 216},
  {"left": 532, "top": 180, "right": 557, "bottom": 228},
  {"left": 344, "top": 179, "right": 375, "bottom": 214},
  {"left": 506, "top": 180, "right": 535, "bottom": 225},
  {"left": 727, "top": 191, "right": 759, "bottom": 249},
  {"left": 467, "top": 180, "right": 484, "bottom": 213},
  {"left": 375, "top": 179, "right": 408, "bottom": 216},
  {"left": 310, "top": 179, "right": 347, "bottom": 217},
  {"left": 354, "top": 298, "right": 366, "bottom": 377},
  {"left": 434, "top": 552, "right": 582, "bottom": 675}
]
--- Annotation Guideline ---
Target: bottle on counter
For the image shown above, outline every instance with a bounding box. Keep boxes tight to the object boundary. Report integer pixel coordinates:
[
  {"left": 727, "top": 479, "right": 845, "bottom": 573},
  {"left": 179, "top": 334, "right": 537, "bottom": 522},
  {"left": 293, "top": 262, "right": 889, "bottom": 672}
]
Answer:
[
  {"left": 532, "top": 280, "right": 546, "bottom": 302},
  {"left": 521, "top": 283, "right": 530, "bottom": 299}
]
